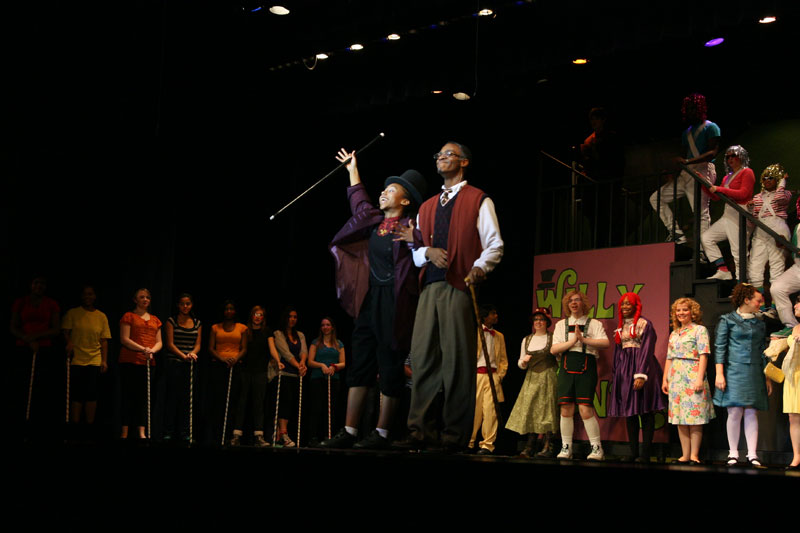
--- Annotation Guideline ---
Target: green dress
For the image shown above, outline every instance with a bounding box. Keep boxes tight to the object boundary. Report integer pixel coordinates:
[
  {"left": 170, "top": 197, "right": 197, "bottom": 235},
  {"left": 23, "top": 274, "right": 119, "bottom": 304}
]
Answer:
[{"left": 506, "top": 333, "right": 558, "bottom": 434}]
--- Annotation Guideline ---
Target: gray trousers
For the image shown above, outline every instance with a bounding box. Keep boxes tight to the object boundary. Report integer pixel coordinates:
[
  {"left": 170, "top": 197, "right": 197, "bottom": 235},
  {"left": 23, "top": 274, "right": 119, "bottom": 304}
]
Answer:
[{"left": 408, "top": 281, "right": 477, "bottom": 446}]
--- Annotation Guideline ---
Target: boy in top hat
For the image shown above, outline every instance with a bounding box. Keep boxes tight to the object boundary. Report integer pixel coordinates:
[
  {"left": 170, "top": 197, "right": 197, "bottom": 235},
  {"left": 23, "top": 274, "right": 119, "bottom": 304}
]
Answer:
[{"left": 323, "top": 148, "right": 427, "bottom": 449}]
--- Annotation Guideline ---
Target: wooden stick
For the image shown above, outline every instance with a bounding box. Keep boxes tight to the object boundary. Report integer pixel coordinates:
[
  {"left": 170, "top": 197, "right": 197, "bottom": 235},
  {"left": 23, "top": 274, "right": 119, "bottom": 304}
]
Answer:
[
  {"left": 297, "top": 373, "right": 303, "bottom": 448},
  {"left": 221, "top": 366, "right": 233, "bottom": 446},
  {"left": 189, "top": 360, "right": 194, "bottom": 444},
  {"left": 146, "top": 357, "right": 152, "bottom": 439},
  {"left": 327, "top": 374, "right": 332, "bottom": 440},
  {"left": 65, "top": 357, "right": 71, "bottom": 424},
  {"left": 26, "top": 351, "right": 37, "bottom": 421},
  {"left": 272, "top": 372, "right": 282, "bottom": 446}
]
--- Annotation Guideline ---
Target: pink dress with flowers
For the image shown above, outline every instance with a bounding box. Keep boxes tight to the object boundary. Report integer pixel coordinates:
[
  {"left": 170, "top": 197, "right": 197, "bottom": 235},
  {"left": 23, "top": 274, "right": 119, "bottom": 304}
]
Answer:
[{"left": 666, "top": 323, "right": 716, "bottom": 425}]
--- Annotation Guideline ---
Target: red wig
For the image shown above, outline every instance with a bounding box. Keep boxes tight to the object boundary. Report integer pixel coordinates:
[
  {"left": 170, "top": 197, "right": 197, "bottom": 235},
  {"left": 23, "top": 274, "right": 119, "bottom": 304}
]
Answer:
[{"left": 615, "top": 292, "right": 642, "bottom": 344}]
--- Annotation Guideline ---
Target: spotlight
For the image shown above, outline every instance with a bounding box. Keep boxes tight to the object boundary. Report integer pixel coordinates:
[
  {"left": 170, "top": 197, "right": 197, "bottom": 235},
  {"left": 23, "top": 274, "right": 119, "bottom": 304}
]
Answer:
[
  {"left": 431, "top": 90, "right": 444, "bottom": 94},
  {"left": 453, "top": 92, "right": 471, "bottom": 101},
  {"left": 572, "top": 58, "right": 588, "bottom": 64},
  {"left": 758, "top": 16, "right": 776, "bottom": 24},
  {"left": 478, "top": 9, "right": 493, "bottom": 17},
  {"left": 349, "top": 44, "right": 364, "bottom": 51},
  {"left": 315, "top": 53, "right": 329, "bottom": 60},
  {"left": 387, "top": 33, "right": 401, "bottom": 40},
  {"left": 704, "top": 37, "right": 724, "bottom": 47},
  {"left": 269, "top": 6, "right": 289, "bottom": 15}
]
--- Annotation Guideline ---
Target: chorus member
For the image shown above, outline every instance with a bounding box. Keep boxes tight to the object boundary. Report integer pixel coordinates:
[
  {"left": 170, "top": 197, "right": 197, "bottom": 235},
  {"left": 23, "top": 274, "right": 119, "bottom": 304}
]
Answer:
[
  {"left": 649, "top": 93, "right": 719, "bottom": 245},
  {"left": 551, "top": 289, "right": 610, "bottom": 460},
  {"left": 468, "top": 305, "right": 507, "bottom": 455},
  {"left": 307, "top": 317, "right": 345, "bottom": 445},
  {"left": 322, "top": 147, "right": 425, "bottom": 450},
  {"left": 62, "top": 285, "right": 111, "bottom": 439},
  {"left": 163, "top": 293, "right": 201, "bottom": 443},
  {"left": 273, "top": 306, "right": 307, "bottom": 447},
  {"left": 702, "top": 145, "right": 755, "bottom": 280},
  {"left": 505, "top": 308, "right": 558, "bottom": 458},
  {"left": 749, "top": 165, "right": 791, "bottom": 301},
  {"left": 406, "top": 141, "right": 504, "bottom": 452},
  {"left": 662, "top": 298, "right": 715, "bottom": 463},
  {"left": 231, "top": 306, "right": 280, "bottom": 447},
  {"left": 608, "top": 293, "right": 665, "bottom": 462},
  {"left": 207, "top": 300, "right": 247, "bottom": 445},
  {"left": 119, "top": 288, "right": 162, "bottom": 439},
  {"left": 713, "top": 283, "right": 771, "bottom": 467},
  {"left": 11, "top": 275, "right": 61, "bottom": 430}
]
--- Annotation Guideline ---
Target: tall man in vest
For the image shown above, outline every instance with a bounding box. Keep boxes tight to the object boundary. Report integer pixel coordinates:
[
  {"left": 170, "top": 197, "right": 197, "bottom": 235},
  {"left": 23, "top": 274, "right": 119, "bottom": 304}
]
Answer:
[
  {"left": 649, "top": 93, "right": 720, "bottom": 245},
  {"left": 405, "top": 141, "right": 504, "bottom": 451}
]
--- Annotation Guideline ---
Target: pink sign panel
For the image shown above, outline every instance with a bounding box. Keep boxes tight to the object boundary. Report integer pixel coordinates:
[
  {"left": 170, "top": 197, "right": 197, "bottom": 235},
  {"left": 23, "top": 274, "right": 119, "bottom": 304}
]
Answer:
[{"left": 533, "top": 243, "right": 674, "bottom": 442}]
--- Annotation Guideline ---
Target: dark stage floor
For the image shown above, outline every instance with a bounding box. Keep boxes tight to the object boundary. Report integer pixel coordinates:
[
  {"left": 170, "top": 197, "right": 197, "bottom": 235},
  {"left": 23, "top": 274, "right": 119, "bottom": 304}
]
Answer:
[{"left": 9, "top": 440, "right": 798, "bottom": 526}]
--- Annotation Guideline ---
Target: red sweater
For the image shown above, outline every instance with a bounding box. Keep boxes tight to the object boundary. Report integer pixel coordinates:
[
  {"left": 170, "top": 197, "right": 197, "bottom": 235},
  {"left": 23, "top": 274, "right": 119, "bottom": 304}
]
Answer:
[{"left": 705, "top": 167, "right": 755, "bottom": 205}]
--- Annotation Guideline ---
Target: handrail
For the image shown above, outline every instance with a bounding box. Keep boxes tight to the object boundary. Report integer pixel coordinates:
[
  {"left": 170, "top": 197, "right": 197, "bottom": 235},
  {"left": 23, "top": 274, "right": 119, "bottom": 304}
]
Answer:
[{"left": 679, "top": 162, "right": 800, "bottom": 256}]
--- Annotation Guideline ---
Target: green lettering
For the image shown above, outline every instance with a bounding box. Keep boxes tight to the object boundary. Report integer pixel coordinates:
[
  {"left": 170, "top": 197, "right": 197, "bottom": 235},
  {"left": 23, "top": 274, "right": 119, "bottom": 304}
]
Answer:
[{"left": 594, "top": 379, "right": 609, "bottom": 418}]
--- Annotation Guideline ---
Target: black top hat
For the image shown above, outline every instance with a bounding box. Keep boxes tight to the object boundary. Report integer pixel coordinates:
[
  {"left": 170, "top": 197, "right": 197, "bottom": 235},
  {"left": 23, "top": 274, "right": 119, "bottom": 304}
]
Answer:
[{"left": 384, "top": 169, "right": 427, "bottom": 208}]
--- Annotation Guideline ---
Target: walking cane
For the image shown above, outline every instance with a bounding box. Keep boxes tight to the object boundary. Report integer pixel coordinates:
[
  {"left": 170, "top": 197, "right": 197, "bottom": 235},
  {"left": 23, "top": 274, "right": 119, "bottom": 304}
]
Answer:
[
  {"left": 65, "top": 356, "right": 71, "bottom": 424},
  {"left": 188, "top": 360, "right": 194, "bottom": 444},
  {"left": 221, "top": 365, "right": 233, "bottom": 446},
  {"left": 327, "top": 374, "right": 332, "bottom": 440},
  {"left": 25, "top": 351, "right": 37, "bottom": 421},
  {"left": 297, "top": 373, "right": 303, "bottom": 448},
  {"left": 272, "top": 371, "right": 282, "bottom": 446},
  {"left": 467, "top": 283, "right": 504, "bottom": 426},
  {"left": 146, "top": 355, "right": 152, "bottom": 439}
]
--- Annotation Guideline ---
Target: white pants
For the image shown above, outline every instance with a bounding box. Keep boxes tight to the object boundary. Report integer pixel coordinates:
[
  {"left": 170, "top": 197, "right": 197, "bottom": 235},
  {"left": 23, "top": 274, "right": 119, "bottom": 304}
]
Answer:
[
  {"left": 748, "top": 216, "right": 790, "bottom": 287},
  {"left": 650, "top": 163, "right": 716, "bottom": 239},
  {"left": 702, "top": 205, "right": 753, "bottom": 278},
  {"left": 771, "top": 259, "right": 800, "bottom": 327}
]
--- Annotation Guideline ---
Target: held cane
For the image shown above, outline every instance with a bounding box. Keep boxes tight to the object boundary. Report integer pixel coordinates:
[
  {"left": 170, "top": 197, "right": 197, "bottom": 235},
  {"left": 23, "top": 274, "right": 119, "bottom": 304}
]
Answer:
[
  {"left": 297, "top": 372, "right": 303, "bottom": 448},
  {"left": 65, "top": 356, "right": 71, "bottom": 424},
  {"left": 467, "top": 283, "right": 504, "bottom": 427},
  {"left": 146, "top": 355, "right": 152, "bottom": 440},
  {"left": 269, "top": 132, "right": 385, "bottom": 221},
  {"left": 327, "top": 374, "right": 332, "bottom": 440},
  {"left": 189, "top": 360, "right": 194, "bottom": 444},
  {"left": 26, "top": 351, "right": 37, "bottom": 421},
  {"left": 272, "top": 371, "right": 282, "bottom": 446},
  {"left": 221, "top": 365, "right": 233, "bottom": 446}
]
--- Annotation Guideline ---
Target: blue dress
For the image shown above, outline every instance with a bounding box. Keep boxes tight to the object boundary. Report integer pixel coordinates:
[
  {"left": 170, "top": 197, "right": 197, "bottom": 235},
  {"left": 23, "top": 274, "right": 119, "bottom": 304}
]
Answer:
[{"left": 712, "top": 311, "right": 768, "bottom": 410}]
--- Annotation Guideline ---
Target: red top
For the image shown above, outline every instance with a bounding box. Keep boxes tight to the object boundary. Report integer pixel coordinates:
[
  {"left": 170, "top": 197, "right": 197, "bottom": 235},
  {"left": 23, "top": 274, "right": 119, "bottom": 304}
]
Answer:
[
  {"left": 119, "top": 312, "right": 162, "bottom": 366},
  {"left": 12, "top": 296, "right": 60, "bottom": 347},
  {"left": 705, "top": 167, "right": 755, "bottom": 205}
]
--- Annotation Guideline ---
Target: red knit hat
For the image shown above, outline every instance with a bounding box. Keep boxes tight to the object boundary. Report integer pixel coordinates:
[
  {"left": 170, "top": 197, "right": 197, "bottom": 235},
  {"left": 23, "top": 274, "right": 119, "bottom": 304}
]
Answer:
[{"left": 615, "top": 292, "right": 641, "bottom": 344}]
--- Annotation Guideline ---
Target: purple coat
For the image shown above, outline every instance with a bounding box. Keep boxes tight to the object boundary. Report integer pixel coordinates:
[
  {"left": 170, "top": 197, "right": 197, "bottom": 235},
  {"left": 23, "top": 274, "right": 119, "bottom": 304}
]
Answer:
[
  {"left": 329, "top": 183, "right": 419, "bottom": 353},
  {"left": 608, "top": 317, "right": 666, "bottom": 417}
]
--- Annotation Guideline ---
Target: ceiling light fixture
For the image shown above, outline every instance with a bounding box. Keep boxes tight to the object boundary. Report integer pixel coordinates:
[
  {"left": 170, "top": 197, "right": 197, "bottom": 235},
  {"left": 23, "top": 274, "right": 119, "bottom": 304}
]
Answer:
[
  {"left": 269, "top": 6, "right": 290, "bottom": 15},
  {"left": 478, "top": 9, "right": 493, "bottom": 17},
  {"left": 453, "top": 92, "right": 471, "bottom": 101},
  {"left": 349, "top": 44, "right": 364, "bottom": 51},
  {"left": 758, "top": 16, "right": 776, "bottom": 24},
  {"left": 387, "top": 33, "right": 401, "bottom": 41},
  {"left": 315, "top": 53, "right": 329, "bottom": 60},
  {"left": 704, "top": 37, "right": 724, "bottom": 47},
  {"left": 572, "top": 58, "right": 588, "bottom": 64}
]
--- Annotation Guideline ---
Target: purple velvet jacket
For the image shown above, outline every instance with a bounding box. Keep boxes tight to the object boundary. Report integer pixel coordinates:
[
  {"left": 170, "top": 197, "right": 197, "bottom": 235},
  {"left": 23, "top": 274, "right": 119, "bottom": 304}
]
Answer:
[{"left": 329, "top": 183, "right": 420, "bottom": 353}]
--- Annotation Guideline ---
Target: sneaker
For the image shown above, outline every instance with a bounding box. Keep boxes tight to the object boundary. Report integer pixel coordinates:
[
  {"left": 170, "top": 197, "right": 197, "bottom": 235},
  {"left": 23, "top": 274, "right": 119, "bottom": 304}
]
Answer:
[
  {"left": 253, "top": 435, "right": 270, "bottom": 448},
  {"left": 666, "top": 231, "right": 687, "bottom": 244},
  {"left": 707, "top": 269, "right": 733, "bottom": 281},
  {"left": 353, "top": 429, "right": 391, "bottom": 450},
  {"left": 557, "top": 443, "right": 572, "bottom": 459},
  {"left": 278, "top": 433, "right": 296, "bottom": 448},
  {"left": 229, "top": 434, "right": 241, "bottom": 446},
  {"left": 319, "top": 428, "right": 356, "bottom": 449},
  {"left": 587, "top": 444, "right": 605, "bottom": 461}
]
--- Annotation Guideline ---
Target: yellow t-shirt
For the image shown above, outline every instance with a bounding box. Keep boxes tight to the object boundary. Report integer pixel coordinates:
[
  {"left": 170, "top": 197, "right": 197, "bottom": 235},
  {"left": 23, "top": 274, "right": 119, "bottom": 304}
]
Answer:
[{"left": 62, "top": 307, "right": 112, "bottom": 366}]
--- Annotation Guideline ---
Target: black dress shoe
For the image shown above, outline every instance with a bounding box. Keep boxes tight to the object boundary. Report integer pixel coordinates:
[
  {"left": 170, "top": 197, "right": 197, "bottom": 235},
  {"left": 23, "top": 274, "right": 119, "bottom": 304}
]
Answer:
[
  {"left": 319, "top": 428, "right": 356, "bottom": 449},
  {"left": 353, "top": 430, "right": 390, "bottom": 450},
  {"left": 392, "top": 435, "right": 426, "bottom": 451},
  {"left": 477, "top": 447, "right": 493, "bottom": 456}
]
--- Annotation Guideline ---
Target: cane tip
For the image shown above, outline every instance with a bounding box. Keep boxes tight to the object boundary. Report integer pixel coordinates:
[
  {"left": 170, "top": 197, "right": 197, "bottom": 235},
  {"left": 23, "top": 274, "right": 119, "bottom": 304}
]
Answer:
[
  {"left": 379, "top": 132, "right": 385, "bottom": 137},
  {"left": 269, "top": 215, "right": 275, "bottom": 221}
]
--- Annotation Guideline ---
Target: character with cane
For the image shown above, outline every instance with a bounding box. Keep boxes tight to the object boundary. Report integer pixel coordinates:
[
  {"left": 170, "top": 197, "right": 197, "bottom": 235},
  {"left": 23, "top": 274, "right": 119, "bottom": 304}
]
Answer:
[
  {"left": 308, "top": 317, "right": 345, "bottom": 445},
  {"left": 208, "top": 300, "right": 248, "bottom": 446},
  {"left": 273, "top": 307, "right": 307, "bottom": 447},
  {"left": 62, "top": 285, "right": 111, "bottom": 441},
  {"left": 119, "top": 288, "right": 162, "bottom": 440},
  {"left": 164, "top": 293, "right": 202, "bottom": 444}
]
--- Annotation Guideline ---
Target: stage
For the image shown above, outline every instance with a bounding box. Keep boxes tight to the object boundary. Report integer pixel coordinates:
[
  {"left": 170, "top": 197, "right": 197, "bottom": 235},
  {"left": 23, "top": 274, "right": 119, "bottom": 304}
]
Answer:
[{"left": 10, "top": 439, "right": 798, "bottom": 525}]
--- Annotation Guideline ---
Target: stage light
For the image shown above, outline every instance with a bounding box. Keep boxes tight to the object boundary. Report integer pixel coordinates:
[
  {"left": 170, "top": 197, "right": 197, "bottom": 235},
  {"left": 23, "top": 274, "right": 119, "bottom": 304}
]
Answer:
[
  {"left": 269, "top": 6, "right": 289, "bottom": 15},
  {"left": 704, "top": 37, "right": 724, "bottom": 47},
  {"left": 478, "top": 9, "right": 493, "bottom": 16},
  {"left": 315, "top": 53, "right": 329, "bottom": 60},
  {"left": 349, "top": 44, "right": 364, "bottom": 51},
  {"left": 453, "top": 92, "right": 471, "bottom": 101},
  {"left": 431, "top": 90, "right": 444, "bottom": 94},
  {"left": 759, "top": 16, "right": 776, "bottom": 24},
  {"left": 387, "top": 33, "right": 401, "bottom": 40},
  {"left": 572, "top": 58, "right": 588, "bottom": 64}
]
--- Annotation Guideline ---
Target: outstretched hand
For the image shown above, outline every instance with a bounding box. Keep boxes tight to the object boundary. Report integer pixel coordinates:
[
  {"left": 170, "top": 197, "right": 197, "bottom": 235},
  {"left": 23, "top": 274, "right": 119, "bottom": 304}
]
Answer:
[
  {"left": 336, "top": 148, "right": 356, "bottom": 173},
  {"left": 392, "top": 219, "right": 416, "bottom": 243}
]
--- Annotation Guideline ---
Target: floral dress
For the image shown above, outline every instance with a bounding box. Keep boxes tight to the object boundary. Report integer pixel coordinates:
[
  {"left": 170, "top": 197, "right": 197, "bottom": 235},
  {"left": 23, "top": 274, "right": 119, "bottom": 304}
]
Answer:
[{"left": 666, "top": 323, "right": 716, "bottom": 425}]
